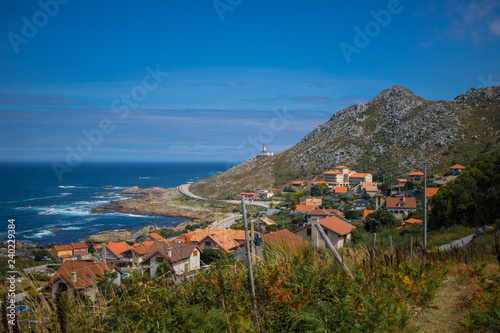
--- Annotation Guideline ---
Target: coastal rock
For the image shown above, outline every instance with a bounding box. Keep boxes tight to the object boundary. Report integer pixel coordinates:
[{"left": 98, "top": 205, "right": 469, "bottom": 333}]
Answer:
[
  {"left": 87, "top": 230, "right": 133, "bottom": 243},
  {"left": 100, "top": 193, "right": 114, "bottom": 197},
  {"left": 104, "top": 185, "right": 115, "bottom": 189}
]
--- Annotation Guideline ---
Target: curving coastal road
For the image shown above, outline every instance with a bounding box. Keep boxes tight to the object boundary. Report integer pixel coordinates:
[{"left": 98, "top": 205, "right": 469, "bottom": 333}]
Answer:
[{"left": 178, "top": 184, "right": 271, "bottom": 209}]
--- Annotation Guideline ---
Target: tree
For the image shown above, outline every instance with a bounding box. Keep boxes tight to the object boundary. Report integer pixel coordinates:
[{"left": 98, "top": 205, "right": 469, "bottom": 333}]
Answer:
[
  {"left": 294, "top": 191, "right": 305, "bottom": 202},
  {"left": 364, "top": 209, "right": 399, "bottom": 233},
  {"left": 310, "top": 185, "right": 323, "bottom": 197},
  {"left": 156, "top": 262, "right": 173, "bottom": 277},
  {"left": 429, "top": 154, "right": 500, "bottom": 230},
  {"left": 322, "top": 195, "right": 335, "bottom": 208},
  {"left": 33, "top": 250, "right": 47, "bottom": 262}
]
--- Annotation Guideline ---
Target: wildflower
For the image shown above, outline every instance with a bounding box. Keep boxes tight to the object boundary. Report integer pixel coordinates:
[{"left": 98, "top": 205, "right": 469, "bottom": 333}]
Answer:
[
  {"left": 138, "top": 282, "right": 143, "bottom": 287},
  {"left": 140, "top": 299, "right": 146, "bottom": 302}
]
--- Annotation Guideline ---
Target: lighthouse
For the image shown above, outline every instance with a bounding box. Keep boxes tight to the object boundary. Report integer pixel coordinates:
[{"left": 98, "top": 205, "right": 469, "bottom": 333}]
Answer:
[{"left": 259, "top": 143, "right": 274, "bottom": 157}]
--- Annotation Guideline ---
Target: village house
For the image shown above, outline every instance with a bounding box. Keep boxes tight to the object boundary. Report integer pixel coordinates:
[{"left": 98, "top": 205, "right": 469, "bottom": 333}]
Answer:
[
  {"left": 305, "top": 208, "right": 330, "bottom": 223},
  {"left": 137, "top": 232, "right": 164, "bottom": 243},
  {"left": 332, "top": 186, "right": 347, "bottom": 194},
  {"left": 257, "top": 189, "right": 274, "bottom": 198},
  {"left": 140, "top": 241, "right": 201, "bottom": 277},
  {"left": 120, "top": 243, "right": 152, "bottom": 268},
  {"left": 424, "top": 187, "right": 440, "bottom": 200},
  {"left": 177, "top": 228, "right": 249, "bottom": 253},
  {"left": 295, "top": 205, "right": 316, "bottom": 213},
  {"left": 408, "top": 171, "right": 424, "bottom": 182},
  {"left": 291, "top": 181, "right": 304, "bottom": 187},
  {"left": 96, "top": 242, "right": 132, "bottom": 266},
  {"left": 374, "top": 193, "right": 385, "bottom": 209},
  {"left": 238, "top": 193, "right": 258, "bottom": 200},
  {"left": 386, "top": 196, "right": 417, "bottom": 218},
  {"left": 299, "top": 197, "right": 322, "bottom": 207},
  {"left": 295, "top": 216, "right": 356, "bottom": 249},
  {"left": 51, "top": 245, "right": 73, "bottom": 260},
  {"left": 396, "top": 179, "right": 407, "bottom": 186},
  {"left": 360, "top": 182, "right": 378, "bottom": 196},
  {"left": 40, "top": 260, "right": 123, "bottom": 301},
  {"left": 70, "top": 243, "right": 89, "bottom": 260},
  {"left": 324, "top": 170, "right": 345, "bottom": 185},
  {"left": 355, "top": 199, "right": 371, "bottom": 210},
  {"left": 449, "top": 164, "right": 466, "bottom": 176},
  {"left": 262, "top": 229, "right": 310, "bottom": 250},
  {"left": 252, "top": 216, "right": 277, "bottom": 233},
  {"left": 363, "top": 210, "right": 375, "bottom": 221}
]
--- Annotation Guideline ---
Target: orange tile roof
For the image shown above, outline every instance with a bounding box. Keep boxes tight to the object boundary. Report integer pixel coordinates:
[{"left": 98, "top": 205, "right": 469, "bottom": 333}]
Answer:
[
  {"left": 363, "top": 210, "right": 375, "bottom": 220},
  {"left": 333, "top": 187, "right": 347, "bottom": 194},
  {"left": 425, "top": 187, "right": 439, "bottom": 198},
  {"left": 263, "top": 229, "right": 310, "bottom": 249},
  {"left": 54, "top": 245, "right": 73, "bottom": 252},
  {"left": 408, "top": 172, "right": 424, "bottom": 176},
  {"left": 405, "top": 218, "right": 423, "bottom": 224},
  {"left": 335, "top": 165, "right": 348, "bottom": 169},
  {"left": 350, "top": 173, "right": 371, "bottom": 177},
  {"left": 324, "top": 170, "right": 342, "bottom": 174},
  {"left": 95, "top": 244, "right": 103, "bottom": 250},
  {"left": 105, "top": 242, "right": 132, "bottom": 258},
  {"left": 319, "top": 217, "right": 356, "bottom": 236},
  {"left": 253, "top": 216, "right": 277, "bottom": 226},
  {"left": 41, "top": 261, "right": 123, "bottom": 292},
  {"left": 311, "top": 181, "right": 326, "bottom": 184},
  {"left": 296, "top": 205, "right": 315, "bottom": 212},
  {"left": 198, "top": 233, "right": 243, "bottom": 252},
  {"left": 306, "top": 208, "right": 329, "bottom": 216},
  {"left": 142, "top": 241, "right": 200, "bottom": 264},
  {"left": 449, "top": 164, "right": 465, "bottom": 169},
  {"left": 386, "top": 197, "right": 417, "bottom": 209},
  {"left": 292, "top": 181, "right": 304, "bottom": 185},
  {"left": 361, "top": 182, "right": 378, "bottom": 191},
  {"left": 148, "top": 232, "right": 163, "bottom": 240},
  {"left": 131, "top": 244, "right": 152, "bottom": 256}
]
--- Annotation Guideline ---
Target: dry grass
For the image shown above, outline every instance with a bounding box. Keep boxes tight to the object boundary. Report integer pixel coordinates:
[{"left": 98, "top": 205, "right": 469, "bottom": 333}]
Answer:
[{"left": 406, "top": 262, "right": 499, "bottom": 332}]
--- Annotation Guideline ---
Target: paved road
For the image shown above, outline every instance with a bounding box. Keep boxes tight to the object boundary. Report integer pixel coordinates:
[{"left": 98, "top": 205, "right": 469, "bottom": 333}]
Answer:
[
  {"left": 211, "top": 214, "right": 242, "bottom": 229},
  {"left": 178, "top": 184, "right": 271, "bottom": 209},
  {"left": 439, "top": 234, "right": 475, "bottom": 251}
]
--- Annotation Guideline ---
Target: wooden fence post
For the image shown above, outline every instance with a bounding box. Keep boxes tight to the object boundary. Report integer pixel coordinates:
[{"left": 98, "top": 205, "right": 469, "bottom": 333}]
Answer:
[{"left": 389, "top": 235, "right": 393, "bottom": 260}]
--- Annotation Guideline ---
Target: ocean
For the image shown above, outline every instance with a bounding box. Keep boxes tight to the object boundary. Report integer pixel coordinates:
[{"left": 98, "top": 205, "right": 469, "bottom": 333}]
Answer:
[{"left": 0, "top": 162, "right": 230, "bottom": 246}]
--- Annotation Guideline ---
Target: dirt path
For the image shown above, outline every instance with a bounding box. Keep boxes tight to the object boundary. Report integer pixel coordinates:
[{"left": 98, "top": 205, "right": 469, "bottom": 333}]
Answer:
[{"left": 407, "top": 278, "right": 464, "bottom": 332}]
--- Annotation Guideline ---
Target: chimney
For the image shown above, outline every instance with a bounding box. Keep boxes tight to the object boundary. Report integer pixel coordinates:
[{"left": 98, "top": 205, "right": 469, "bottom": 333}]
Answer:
[
  {"left": 311, "top": 221, "right": 321, "bottom": 247},
  {"left": 71, "top": 272, "right": 77, "bottom": 283},
  {"left": 167, "top": 248, "right": 172, "bottom": 257}
]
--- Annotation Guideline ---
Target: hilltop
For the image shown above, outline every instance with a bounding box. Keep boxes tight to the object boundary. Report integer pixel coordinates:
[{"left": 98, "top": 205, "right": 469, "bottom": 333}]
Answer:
[{"left": 191, "top": 85, "right": 500, "bottom": 199}]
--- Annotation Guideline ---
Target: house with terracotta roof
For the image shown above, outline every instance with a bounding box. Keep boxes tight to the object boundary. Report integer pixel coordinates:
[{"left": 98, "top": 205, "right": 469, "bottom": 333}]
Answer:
[
  {"left": 332, "top": 186, "right": 348, "bottom": 194},
  {"left": 374, "top": 193, "right": 385, "bottom": 209},
  {"left": 408, "top": 171, "right": 424, "bottom": 182},
  {"left": 262, "top": 229, "right": 310, "bottom": 250},
  {"left": 252, "top": 216, "right": 277, "bottom": 233},
  {"left": 449, "top": 164, "right": 466, "bottom": 176},
  {"left": 424, "top": 187, "right": 440, "bottom": 199},
  {"left": 403, "top": 218, "right": 422, "bottom": 228},
  {"left": 138, "top": 232, "right": 164, "bottom": 243},
  {"left": 323, "top": 208, "right": 344, "bottom": 218},
  {"left": 98, "top": 242, "right": 132, "bottom": 265},
  {"left": 120, "top": 244, "right": 153, "bottom": 267},
  {"left": 305, "top": 208, "right": 330, "bottom": 223},
  {"left": 360, "top": 182, "right": 378, "bottom": 196},
  {"left": 295, "top": 205, "right": 315, "bottom": 213},
  {"left": 363, "top": 210, "right": 375, "bottom": 221},
  {"left": 141, "top": 241, "right": 201, "bottom": 277},
  {"left": 295, "top": 216, "right": 355, "bottom": 249},
  {"left": 291, "top": 181, "right": 304, "bottom": 187},
  {"left": 70, "top": 243, "right": 89, "bottom": 260},
  {"left": 396, "top": 179, "right": 408, "bottom": 186},
  {"left": 386, "top": 197, "right": 417, "bottom": 218},
  {"left": 303, "top": 198, "right": 322, "bottom": 207},
  {"left": 238, "top": 193, "right": 258, "bottom": 200},
  {"left": 51, "top": 245, "right": 74, "bottom": 260},
  {"left": 197, "top": 232, "right": 245, "bottom": 253},
  {"left": 40, "top": 260, "right": 123, "bottom": 301}
]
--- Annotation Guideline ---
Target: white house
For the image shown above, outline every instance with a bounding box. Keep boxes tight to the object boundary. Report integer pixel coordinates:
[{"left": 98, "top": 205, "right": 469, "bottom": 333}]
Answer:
[{"left": 295, "top": 216, "right": 356, "bottom": 249}]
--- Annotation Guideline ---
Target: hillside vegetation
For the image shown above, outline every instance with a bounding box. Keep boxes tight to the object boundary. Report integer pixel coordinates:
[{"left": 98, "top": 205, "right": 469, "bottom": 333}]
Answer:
[{"left": 191, "top": 85, "right": 500, "bottom": 199}]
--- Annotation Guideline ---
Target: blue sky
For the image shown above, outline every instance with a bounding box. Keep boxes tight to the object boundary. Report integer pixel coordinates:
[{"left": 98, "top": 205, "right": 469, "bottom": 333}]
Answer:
[{"left": 0, "top": 0, "right": 499, "bottom": 163}]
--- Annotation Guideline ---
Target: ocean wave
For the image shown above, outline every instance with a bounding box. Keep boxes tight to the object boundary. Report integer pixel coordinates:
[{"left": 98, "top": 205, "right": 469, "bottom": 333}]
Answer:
[
  {"left": 61, "top": 226, "right": 82, "bottom": 231},
  {"left": 24, "top": 230, "right": 54, "bottom": 239},
  {"left": 23, "top": 193, "right": 72, "bottom": 202},
  {"left": 58, "top": 185, "right": 75, "bottom": 188},
  {"left": 139, "top": 177, "right": 151, "bottom": 179}
]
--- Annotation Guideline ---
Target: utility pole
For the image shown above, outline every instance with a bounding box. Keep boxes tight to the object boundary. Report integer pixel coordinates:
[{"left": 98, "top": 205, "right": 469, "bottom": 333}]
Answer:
[{"left": 422, "top": 162, "right": 427, "bottom": 250}]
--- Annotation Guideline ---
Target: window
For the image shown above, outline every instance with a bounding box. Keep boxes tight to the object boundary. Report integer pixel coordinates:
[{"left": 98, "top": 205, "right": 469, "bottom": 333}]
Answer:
[
  {"left": 193, "top": 250, "right": 197, "bottom": 256},
  {"left": 205, "top": 241, "right": 211, "bottom": 246},
  {"left": 156, "top": 256, "right": 163, "bottom": 263},
  {"left": 307, "top": 228, "right": 311, "bottom": 236}
]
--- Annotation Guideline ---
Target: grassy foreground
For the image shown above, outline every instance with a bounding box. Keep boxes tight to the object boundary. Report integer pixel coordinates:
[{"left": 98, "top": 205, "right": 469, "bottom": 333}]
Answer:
[{"left": 8, "top": 233, "right": 500, "bottom": 332}]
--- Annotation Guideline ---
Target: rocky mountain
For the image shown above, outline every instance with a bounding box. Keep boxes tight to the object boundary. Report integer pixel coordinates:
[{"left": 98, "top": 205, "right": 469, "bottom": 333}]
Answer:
[{"left": 191, "top": 85, "right": 500, "bottom": 199}]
